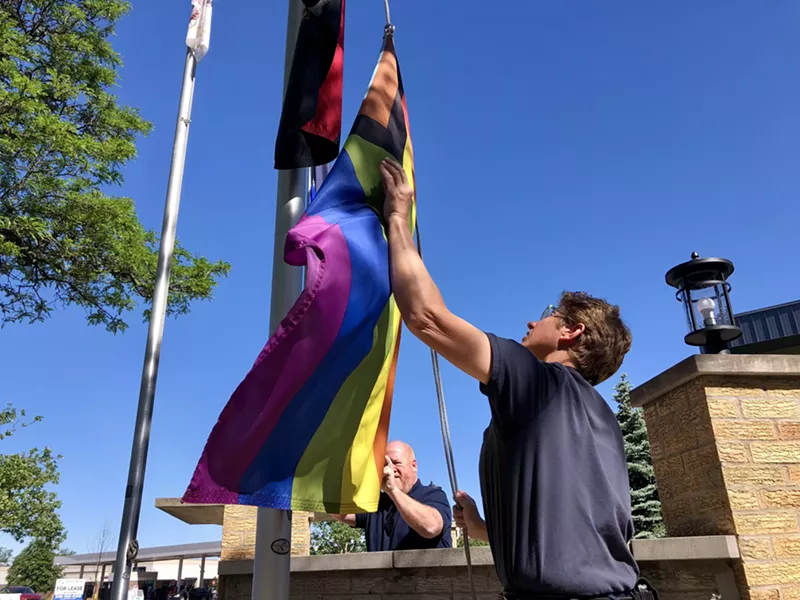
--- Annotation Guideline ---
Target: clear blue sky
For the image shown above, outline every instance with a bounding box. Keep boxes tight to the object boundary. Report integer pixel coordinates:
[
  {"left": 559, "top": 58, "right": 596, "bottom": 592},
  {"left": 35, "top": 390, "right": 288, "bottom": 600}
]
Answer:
[{"left": 2, "top": 1, "right": 799, "bottom": 555}]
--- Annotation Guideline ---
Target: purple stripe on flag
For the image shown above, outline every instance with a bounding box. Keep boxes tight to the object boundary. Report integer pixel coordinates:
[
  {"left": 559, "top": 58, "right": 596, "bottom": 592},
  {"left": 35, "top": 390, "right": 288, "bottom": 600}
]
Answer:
[{"left": 182, "top": 215, "right": 352, "bottom": 503}]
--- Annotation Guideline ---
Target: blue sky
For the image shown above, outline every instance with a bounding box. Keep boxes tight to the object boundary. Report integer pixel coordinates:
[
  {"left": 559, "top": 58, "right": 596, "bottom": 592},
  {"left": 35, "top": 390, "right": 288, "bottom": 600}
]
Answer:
[{"left": 2, "top": 1, "right": 799, "bottom": 555}]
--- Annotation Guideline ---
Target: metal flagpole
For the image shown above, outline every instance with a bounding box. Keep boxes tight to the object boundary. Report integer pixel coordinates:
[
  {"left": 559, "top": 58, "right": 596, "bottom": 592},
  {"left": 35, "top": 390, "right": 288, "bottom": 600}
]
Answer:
[
  {"left": 109, "top": 46, "right": 198, "bottom": 600},
  {"left": 252, "top": 2, "right": 309, "bottom": 600}
]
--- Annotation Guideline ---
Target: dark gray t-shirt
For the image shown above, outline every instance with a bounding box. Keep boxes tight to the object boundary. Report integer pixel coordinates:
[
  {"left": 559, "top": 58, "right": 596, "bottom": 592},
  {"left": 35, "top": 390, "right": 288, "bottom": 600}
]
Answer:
[{"left": 479, "top": 334, "right": 638, "bottom": 598}]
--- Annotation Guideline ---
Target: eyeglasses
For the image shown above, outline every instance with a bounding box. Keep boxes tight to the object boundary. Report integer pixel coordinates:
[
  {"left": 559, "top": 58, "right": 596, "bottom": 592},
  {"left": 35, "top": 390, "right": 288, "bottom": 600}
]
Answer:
[{"left": 541, "top": 304, "right": 558, "bottom": 320}]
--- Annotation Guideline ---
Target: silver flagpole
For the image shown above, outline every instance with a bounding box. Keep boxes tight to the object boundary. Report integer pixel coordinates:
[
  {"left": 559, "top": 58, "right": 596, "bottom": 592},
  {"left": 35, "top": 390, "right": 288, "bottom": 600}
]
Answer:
[
  {"left": 110, "top": 47, "right": 198, "bottom": 600},
  {"left": 252, "top": 2, "right": 308, "bottom": 600}
]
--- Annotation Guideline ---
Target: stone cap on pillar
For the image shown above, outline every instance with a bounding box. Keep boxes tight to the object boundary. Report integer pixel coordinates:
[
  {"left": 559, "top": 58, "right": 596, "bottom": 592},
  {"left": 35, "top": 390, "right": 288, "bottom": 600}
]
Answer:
[
  {"left": 630, "top": 354, "right": 800, "bottom": 408},
  {"left": 155, "top": 497, "right": 335, "bottom": 527}
]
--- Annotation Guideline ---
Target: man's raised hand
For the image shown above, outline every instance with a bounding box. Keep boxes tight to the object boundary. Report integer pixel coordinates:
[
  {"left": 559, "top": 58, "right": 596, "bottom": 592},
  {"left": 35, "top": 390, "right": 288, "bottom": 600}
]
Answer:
[
  {"left": 379, "top": 158, "right": 413, "bottom": 224},
  {"left": 382, "top": 455, "right": 401, "bottom": 494}
]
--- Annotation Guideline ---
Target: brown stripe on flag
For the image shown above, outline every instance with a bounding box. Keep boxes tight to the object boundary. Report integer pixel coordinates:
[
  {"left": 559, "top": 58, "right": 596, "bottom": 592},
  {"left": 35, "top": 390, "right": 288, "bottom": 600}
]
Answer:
[{"left": 358, "top": 50, "right": 399, "bottom": 128}]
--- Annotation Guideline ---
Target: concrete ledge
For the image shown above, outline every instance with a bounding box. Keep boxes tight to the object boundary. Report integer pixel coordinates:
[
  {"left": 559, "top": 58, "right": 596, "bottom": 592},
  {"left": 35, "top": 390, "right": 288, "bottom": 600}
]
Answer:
[
  {"left": 631, "top": 536, "right": 739, "bottom": 562},
  {"left": 392, "top": 547, "right": 494, "bottom": 568},
  {"left": 292, "top": 551, "right": 394, "bottom": 572},
  {"left": 630, "top": 354, "right": 800, "bottom": 407},
  {"left": 156, "top": 500, "right": 331, "bottom": 527},
  {"left": 218, "top": 536, "right": 738, "bottom": 575},
  {"left": 219, "top": 560, "right": 255, "bottom": 576},
  {"left": 155, "top": 498, "right": 225, "bottom": 526}
]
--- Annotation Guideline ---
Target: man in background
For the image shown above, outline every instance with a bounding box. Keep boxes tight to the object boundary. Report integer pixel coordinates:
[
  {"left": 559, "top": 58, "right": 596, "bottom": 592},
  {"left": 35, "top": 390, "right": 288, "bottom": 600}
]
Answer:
[{"left": 334, "top": 440, "right": 452, "bottom": 551}]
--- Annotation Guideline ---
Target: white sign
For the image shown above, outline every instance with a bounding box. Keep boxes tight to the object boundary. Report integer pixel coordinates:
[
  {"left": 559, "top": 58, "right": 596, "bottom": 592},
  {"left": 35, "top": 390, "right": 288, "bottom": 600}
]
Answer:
[
  {"left": 53, "top": 579, "right": 86, "bottom": 600},
  {"left": 125, "top": 577, "right": 142, "bottom": 600},
  {"left": 0, "top": 594, "right": 21, "bottom": 600}
]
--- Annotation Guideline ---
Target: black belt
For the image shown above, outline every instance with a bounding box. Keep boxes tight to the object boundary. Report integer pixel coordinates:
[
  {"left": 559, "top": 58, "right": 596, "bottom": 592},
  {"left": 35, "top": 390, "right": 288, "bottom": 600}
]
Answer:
[
  {"left": 503, "top": 596, "right": 634, "bottom": 600},
  {"left": 501, "top": 592, "right": 635, "bottom": 600},
  {"left": 500, "top": 576, "right": 658, "bottom": 600},
  {"left": 500, "top": 592, "right": 636, "bottom": 600},
  {"left": 501, "top": 584, "right": 656, "bottom": 600}
]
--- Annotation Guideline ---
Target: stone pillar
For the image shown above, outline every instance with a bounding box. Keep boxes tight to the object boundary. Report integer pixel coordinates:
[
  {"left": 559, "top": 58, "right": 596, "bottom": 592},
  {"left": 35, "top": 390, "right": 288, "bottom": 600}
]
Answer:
[
  {"left": 221, "top": 506, "right": 258, "bottom": 561},
  {"left": 221, "top": 505, "right": 313, "bottom": 560},
  {"left": 290, "top": 512, "right": 313, "bottom": 556},
  {"left": 632, "top": 354, "right": 800, "bottom": 600}
]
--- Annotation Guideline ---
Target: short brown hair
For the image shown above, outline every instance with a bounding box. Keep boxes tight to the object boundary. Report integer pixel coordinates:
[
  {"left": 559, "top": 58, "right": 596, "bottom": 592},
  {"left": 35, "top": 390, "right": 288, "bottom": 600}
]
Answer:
[{"left": 557, "top": 291, "right": 632, "bottom": 386}]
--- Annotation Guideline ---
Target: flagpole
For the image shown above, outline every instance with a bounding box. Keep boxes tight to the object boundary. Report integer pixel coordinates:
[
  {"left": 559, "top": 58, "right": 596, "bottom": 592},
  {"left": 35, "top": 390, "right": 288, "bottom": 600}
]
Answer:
[
  {"left": 109, "top": 47, "right": 198, "bottom": 600},
  {"left": 252, "top": 2, "right": 309, "bottom": 600}
]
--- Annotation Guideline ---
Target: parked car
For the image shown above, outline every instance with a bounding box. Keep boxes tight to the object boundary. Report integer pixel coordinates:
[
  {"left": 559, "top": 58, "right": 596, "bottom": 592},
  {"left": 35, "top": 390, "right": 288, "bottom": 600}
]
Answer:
[{"left": 1, "top": 586, "right": 42, "bottom": 600}]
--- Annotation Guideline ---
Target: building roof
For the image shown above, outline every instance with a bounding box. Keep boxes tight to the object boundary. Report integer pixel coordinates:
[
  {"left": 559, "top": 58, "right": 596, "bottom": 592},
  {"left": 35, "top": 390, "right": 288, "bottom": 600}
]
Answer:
[
  {"left": 54, "top": 542, "right": 221, "bottom": 566},
  {"left": 730, "top": 299, "right": 800, "bottom": 354}
]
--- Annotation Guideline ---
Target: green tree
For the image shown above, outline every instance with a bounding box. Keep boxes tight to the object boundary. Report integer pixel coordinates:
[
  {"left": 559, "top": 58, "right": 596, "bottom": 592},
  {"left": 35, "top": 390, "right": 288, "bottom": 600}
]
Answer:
[
  {"left": 7, "top": 539, "right": 63, "bottom": 593},
  {"left": 0, "top": 0, "right": 230, "bottom": 334},
  {"left": 0, "top": 404, "right": 64, "bottom": 546},
  {"left": 310, "top": 520, "right": 366, "bottom": 555},
  {"left": 0, "top": 546, "right": 13, "bottom": 563},
  {"left": 614, "top": 374, "right": 665, "bottom": 538},
  {"left": 456, "top": 535, "right": 489, "bottom": 548}
]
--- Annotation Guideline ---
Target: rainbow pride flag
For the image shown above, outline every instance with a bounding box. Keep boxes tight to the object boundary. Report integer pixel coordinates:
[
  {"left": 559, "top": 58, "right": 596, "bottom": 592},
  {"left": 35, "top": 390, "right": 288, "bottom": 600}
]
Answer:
[{"left": 182, "top": 33, "right": 415, "bottom": 514}]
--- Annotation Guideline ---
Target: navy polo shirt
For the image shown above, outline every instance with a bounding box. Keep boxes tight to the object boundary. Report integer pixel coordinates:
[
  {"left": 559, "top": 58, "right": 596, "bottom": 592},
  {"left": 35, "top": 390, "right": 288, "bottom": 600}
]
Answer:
[
  {"left": 479, "top": 334, "right": 638, "bottom": 597},
  {"left": 354, "top": 480, "right": 453, "bottom": 551}
]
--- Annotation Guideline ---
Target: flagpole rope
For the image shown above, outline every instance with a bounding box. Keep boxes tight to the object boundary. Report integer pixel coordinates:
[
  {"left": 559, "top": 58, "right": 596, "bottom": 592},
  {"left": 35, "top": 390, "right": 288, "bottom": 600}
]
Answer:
[
  {"left": 383, "top": 0, "right": 391, "bottom": 26},
  {"left": 383, "top": 0, "right": 395, "bottom": 37},
  {"left": 414, "top": 222, "right": 478, "bottom": 600},
  {"left": 384, "top": 5, "right": 475, "bottom": 597}
]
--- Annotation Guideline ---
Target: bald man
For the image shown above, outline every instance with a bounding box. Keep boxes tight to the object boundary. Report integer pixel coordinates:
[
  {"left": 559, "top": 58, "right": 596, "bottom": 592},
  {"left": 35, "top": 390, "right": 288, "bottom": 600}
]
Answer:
[{"left": 334, "top": 441, "right": 452, "bottom": 551}]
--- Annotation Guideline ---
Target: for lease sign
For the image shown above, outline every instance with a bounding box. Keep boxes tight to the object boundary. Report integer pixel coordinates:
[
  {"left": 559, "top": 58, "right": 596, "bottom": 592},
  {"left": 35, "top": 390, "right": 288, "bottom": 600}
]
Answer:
[{"left": 53, "top": 579, "right": 86, "bottom": 600}]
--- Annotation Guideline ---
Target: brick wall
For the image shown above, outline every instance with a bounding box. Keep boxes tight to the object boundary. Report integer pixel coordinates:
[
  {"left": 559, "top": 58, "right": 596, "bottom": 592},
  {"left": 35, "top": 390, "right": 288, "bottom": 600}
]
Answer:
[
  {"left": 636, "top": 359, "right": 800, "bottom": 600},
  {"left": 292, "top": 513, "right": 312, "bottom": 556},
  {"left": 217, "top": 560, "right": 734, "bottom": 600},
  {"left": 706, "top": 379, "right": 800, "bottom": 600},
  {"left": 222, "top": 506, "right": 313, "bottom": 559},
  {"left": 222, "top": 506, "right": 257, "bottom": 560},
  {"left": 642, "top": 377, "right": 725, "bottom": 537}
]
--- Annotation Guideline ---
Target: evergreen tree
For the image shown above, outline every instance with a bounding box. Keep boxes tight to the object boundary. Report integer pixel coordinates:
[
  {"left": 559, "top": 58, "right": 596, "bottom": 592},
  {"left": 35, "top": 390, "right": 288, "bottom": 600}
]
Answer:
[
  {"left": 7, "top": 539, "right": 63, "bottom": 594},
  {"left": 613, "top": 374, "right": 665, "bottom": 538}
]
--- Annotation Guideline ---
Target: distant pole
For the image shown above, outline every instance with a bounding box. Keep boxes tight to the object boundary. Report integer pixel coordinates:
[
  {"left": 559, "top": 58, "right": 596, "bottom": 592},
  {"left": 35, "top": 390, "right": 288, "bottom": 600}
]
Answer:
[
  {"left": 109, "top": 47, "right": 198, "bottom": 600},
  {"left": 251, "top": 2, "right": 308, "bottom": 600}
]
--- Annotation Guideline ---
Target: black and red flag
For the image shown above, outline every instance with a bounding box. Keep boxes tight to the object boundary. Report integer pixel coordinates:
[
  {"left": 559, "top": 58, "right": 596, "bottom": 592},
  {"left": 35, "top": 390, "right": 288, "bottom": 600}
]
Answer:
[{"left": 274, "top": 0, "right": 345, "bottom": 169}]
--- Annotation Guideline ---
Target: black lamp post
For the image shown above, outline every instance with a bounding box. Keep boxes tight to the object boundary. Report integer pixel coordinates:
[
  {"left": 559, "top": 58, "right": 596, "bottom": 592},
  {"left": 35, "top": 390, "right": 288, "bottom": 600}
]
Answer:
[{"left": 665, "top": 252, "right": 743, "bottom": 354}]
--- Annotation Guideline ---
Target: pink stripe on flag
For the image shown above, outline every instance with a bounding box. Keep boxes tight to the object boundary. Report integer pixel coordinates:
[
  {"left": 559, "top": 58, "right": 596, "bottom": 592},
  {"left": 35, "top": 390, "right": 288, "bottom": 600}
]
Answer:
[{"left": 182, "top": 215, "right": 352, "bottom": 503}]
